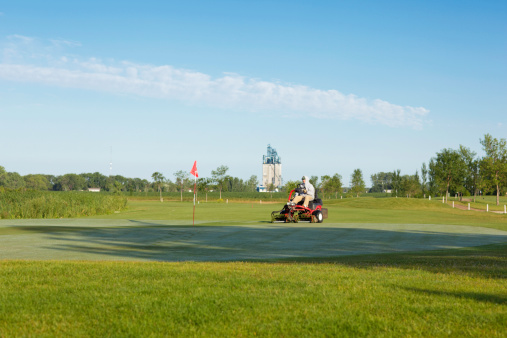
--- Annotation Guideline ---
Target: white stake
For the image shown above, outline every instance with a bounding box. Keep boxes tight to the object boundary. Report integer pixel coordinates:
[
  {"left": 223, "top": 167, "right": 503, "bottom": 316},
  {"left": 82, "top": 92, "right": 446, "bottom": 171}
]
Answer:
[
  {"left": 452, "top": 201, "right": 454, "bottom": 208},
  {"left": 487, "top": 204, "right": 489, "bottom": 212},
  {"left": 468, "top": 203, "right": 470, "bottom": 211}
]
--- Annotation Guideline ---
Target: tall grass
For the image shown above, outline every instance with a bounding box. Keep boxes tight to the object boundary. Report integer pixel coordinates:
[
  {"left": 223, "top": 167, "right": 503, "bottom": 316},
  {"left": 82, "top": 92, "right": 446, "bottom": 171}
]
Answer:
[{"left": 0, "top": 190, "right": 127, "bottom": 219}]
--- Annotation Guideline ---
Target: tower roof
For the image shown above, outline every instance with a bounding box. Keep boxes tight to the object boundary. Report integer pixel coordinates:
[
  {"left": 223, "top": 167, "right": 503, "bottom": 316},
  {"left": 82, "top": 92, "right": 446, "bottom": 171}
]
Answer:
[{"left": 263, "top": 144, "right": 281, "bottom": 164}]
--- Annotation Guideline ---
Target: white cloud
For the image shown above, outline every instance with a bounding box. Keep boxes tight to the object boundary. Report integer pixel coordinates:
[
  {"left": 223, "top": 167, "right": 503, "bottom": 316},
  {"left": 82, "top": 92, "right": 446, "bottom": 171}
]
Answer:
[
  {"left": 7, "top": 34, "right": 34, "bottom": 43},
  {"left": 0, "top": 37, "right": 429, "bottom": 129},
  {"left": 50, "top": 39, "right": 82, "bottom": 48}
]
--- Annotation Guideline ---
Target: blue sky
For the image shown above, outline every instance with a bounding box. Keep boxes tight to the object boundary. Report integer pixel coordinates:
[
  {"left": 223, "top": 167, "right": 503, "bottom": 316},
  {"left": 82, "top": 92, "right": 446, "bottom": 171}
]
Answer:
[{"left": 1, "top": 0, "right": 506, "bottom": 186}]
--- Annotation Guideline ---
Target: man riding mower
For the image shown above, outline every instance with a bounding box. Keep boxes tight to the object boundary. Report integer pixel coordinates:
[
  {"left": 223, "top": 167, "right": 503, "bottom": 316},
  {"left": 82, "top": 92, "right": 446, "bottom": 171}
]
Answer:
[{"left": 271, "top": 176, "right": 328, "bottom": 223}]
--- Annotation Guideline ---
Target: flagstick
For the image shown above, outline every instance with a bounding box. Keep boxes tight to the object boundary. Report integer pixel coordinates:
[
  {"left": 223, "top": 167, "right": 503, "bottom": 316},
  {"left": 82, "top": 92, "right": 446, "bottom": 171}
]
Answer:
[
  {"left": 190, "top": 160, "right": 198, "bottom": 226},
  {"left": 193, "top": 175, "right": 196, "bottom": 226}
]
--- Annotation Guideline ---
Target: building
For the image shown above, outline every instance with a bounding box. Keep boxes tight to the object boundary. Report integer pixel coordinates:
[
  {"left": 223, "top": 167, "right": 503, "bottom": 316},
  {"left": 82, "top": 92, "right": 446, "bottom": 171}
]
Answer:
[{"left": 262, "top": 144, "right": 282, "bottom": 189}]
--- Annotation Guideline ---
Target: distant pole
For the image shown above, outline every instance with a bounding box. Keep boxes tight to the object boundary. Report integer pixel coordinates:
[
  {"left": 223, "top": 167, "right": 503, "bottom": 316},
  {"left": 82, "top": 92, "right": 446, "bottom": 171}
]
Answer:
[{"left": 468, "top": 203, "right": 470, "bottom": 211}]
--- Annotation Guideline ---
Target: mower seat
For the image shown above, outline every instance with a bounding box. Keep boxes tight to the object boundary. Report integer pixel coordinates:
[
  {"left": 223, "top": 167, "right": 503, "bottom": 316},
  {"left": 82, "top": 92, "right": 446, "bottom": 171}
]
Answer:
[
  {"left": 309, "top": 198, "right": 323, "bottom": 210},
  {"left": 308, "top": 190, "right": 323, "bottom": 209}
]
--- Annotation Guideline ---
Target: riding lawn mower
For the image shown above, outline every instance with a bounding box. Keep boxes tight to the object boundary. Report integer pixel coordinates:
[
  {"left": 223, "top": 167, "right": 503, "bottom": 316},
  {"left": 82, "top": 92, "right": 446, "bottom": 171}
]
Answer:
[{"left": 271, "top": 184, "right": 328, "bottom": 223}]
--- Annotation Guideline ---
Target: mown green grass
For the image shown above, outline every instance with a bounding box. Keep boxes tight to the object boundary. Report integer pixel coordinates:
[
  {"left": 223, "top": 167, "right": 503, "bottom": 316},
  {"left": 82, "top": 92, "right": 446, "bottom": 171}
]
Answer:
[
  {"left": 1, "top": 198, "right": 506, "bottom": 336},
  {"left": 1, "top": 243, "right": 506, "bottom": 336},
  {"left": 89, "top": 198, "right": 507, "bottom": 231}
]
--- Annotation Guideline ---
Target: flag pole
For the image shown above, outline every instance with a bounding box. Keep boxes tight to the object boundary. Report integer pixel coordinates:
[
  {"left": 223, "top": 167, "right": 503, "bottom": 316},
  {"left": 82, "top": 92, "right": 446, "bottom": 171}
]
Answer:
[
  {"left": 193, "top": 175, "right": 196, "bottom": 226},
  {"left": 190, "top": 161, "right": 198, "bottom": 226}
]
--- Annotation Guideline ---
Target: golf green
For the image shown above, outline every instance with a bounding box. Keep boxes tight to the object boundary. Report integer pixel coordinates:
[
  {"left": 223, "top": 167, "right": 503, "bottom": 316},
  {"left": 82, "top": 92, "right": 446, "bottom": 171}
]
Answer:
[{"left": 1, "top": 219, "right": 506, "bottom": 261}]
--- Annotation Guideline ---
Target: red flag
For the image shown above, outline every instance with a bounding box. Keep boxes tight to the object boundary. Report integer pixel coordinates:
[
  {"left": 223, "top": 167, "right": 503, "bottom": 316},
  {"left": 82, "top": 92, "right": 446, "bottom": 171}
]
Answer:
[{"left": 190, "top": 161, "right": 198, "bottom": 178}]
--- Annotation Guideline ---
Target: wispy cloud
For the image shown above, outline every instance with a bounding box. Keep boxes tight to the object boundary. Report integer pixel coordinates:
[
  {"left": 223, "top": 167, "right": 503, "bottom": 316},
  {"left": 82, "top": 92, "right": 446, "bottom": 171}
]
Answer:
[
  {"left": 0, "top": 36, "right": 429, "bottom": 128},
  {"left": 50, "top": 39, "right": 82, "bottom": 48}
]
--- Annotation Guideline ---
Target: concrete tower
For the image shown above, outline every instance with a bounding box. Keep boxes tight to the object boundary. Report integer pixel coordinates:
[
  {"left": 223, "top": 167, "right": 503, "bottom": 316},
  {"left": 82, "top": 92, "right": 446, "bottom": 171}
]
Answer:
[{"left": 262, "top": 144, "right": 282, "bottom": 189}]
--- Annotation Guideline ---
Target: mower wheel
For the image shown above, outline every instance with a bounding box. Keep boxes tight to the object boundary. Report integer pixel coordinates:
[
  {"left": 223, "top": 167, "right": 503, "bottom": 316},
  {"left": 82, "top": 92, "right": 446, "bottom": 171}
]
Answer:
[{"left": 313, "top": 210, "right": 324, "bottom": 223}]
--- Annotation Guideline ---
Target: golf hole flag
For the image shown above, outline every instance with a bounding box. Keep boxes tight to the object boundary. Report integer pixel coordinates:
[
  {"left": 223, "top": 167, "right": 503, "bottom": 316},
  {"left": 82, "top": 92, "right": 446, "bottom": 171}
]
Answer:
[
  {"left": 190, "top": 161, "right": 198, "bottom": 225},
  {"left": 190, "top": 161, "right": 198, "bottom": 178}
]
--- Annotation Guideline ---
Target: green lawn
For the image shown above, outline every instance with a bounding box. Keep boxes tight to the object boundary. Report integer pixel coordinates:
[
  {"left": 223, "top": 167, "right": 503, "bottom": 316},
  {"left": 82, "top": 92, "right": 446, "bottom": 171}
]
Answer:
[
  {"left": 0, "top": 198, "right": 506, "bottom": 336},
  {"left": 92, "top": 197, "right": 507, "bottom": 231}
]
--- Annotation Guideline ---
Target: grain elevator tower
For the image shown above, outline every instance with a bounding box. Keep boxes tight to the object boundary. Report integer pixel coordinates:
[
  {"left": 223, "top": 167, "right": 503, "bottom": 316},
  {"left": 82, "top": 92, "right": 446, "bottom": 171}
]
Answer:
[{"left": 262, "top": 144, "right": 282, "bottom": 189}]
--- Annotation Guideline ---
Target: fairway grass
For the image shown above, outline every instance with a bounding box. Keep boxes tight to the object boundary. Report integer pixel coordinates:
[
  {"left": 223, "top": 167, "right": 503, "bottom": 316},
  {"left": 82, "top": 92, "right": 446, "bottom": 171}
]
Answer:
[
  {"left": 87, "top": 198, "right": 507, "bottom": 230},
  {"left": 1, "top": 199, "right": 506, "bottom": 336},
  {"left": 1, "top": 245, "right": 506, "bottom": 336}
]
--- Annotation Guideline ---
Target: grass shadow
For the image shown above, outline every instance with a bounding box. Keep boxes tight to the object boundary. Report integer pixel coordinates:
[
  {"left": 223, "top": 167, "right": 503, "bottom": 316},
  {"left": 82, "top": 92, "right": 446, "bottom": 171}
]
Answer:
[
  {"left": 268, "top": 243, "right": 507, "bottom": 279},
  {"left": 5, "top": 222, "right": 506, "bottom": 278},
  {"left": 398, "top": 285, "right": 507, "bottom": 305}
]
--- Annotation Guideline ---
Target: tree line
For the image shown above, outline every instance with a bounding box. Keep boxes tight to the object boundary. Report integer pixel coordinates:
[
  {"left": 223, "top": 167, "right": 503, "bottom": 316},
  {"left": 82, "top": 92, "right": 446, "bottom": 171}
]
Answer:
[
  {"left": 0, "top": 165, "right": 260, "bottom": 196},
  {"left": 368, "top": 134, "right": 507, "bottom": 205},
  {"left": 1, "top": 134, "right": 505, "bottom": 204},
  {"left": 282, "top": 133, "right": 507, "bottom": 204},
  {"left": 151, "top": 165, "right": 259, "bottom": 201}
]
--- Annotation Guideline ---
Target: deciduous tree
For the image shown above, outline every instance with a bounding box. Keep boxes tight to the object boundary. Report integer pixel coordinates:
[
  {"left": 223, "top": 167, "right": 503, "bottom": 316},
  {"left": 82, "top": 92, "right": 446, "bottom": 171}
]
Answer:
[
  {"left": 429, "top": 148, "right": 466, "bottom": 202},
  {"left": 370, "top": 171, "right": 393, "bottom": 193},
  {"left": 458, "top": 145, "right": 478, "bottom": 200},
  {"left": 197, "top": 177, "right": 212, "bottom": 202},
  {"left": 174, "top": 170, "right": 190, "bottom": 202},
  {"left": 421, "top": 163, "right": 428, "bottom": 196},
  {"left": 247, "top": 175, "right": 258, "bottom": 192},
  {"left": 350, "top": 169, "right": 366, "bottom": 197},
  {"left": 401, "top": 172, "right": 420, "bottom": 198},
  {"left": 58, "top": 174, "right": 85, "bottom": 191},
  {"left": 152, "top": 172, "right": 165, "bottom": 202},
  {"left": 24, "top": 174, "right": 51, "bottom": 190},
  {"left": 392, "top": 169, "right": 402, "bottom": 197},
  {"left": 211, "top": 165, "right": 229, "bottom": 199},
  {"left": 321, "top": 173, "right": 343, "bottom": 199},
  {"left": 283, "top": 180, "right": 300, "bottom": 195},
  {"left": 480, "top": 134, "right": 507, "bottom": 205}
]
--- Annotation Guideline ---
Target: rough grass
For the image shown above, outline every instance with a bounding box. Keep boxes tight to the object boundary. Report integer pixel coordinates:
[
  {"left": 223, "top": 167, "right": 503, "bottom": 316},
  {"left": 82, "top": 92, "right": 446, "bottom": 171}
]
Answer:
[{"left": 0, "top": 190, "right": 128, "bottom": 219}]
